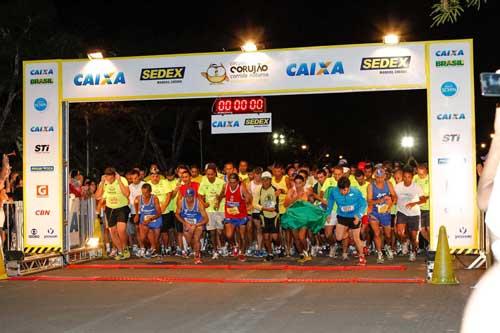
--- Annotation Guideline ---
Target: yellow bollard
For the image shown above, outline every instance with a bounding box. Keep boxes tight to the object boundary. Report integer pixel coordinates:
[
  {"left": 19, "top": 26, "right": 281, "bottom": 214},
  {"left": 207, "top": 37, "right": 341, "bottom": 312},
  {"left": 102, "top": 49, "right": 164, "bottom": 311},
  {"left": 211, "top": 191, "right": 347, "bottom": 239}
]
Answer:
[
  {"left": 431, "top": 226, "right": 459, "bottom": 285},
  {"left": 0, "top": 240, "right": 8, "bottom": 280},
  {"left": 93, "top": 215, "right": 107, "bottom": 258}
]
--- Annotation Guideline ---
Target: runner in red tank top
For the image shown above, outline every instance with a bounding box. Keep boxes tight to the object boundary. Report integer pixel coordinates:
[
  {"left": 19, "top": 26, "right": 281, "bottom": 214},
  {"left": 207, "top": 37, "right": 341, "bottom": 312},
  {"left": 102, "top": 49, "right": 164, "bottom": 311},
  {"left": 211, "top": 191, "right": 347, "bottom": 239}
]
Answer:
[{"left": 221, "top": 173, "right": 252, "bottom": 262}]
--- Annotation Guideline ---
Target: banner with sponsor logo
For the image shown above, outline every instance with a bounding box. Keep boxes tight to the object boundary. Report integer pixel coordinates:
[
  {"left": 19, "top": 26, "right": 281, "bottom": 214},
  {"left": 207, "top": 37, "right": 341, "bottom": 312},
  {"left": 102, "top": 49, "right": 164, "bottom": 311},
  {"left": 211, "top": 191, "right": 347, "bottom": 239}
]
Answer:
[
  {"left": 23, "top": 39, "right": 477, "bottom": 253},
  {"left": 23, "top": 61, "right": 62, "bottom": 252},
  {"left": 211, "top": 113, "right": 272, "bottom": 134},
  {"left": 61, "top": 44, "right": 426, "bottom": 101},
  {"left": 427, "top": 40, "right": 477, "bottom": 250}
]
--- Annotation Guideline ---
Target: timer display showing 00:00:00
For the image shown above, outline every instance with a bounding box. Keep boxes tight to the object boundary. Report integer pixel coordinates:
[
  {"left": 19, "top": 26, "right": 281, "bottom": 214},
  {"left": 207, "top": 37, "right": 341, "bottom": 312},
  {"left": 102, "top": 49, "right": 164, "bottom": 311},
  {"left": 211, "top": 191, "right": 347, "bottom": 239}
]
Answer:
[{"left": 214, "top": 97, "right": 266, "bottom": 113}]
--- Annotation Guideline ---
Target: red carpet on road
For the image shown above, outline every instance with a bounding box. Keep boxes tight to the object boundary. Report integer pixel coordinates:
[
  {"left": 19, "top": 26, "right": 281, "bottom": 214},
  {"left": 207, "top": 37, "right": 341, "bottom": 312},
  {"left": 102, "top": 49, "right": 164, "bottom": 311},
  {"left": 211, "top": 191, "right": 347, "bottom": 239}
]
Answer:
[
  {"left": 67, "top": 264, "right": 408, "bottom": 271},
  {"left": 9, "top": 275, "right": 426, "bottom": 284}
]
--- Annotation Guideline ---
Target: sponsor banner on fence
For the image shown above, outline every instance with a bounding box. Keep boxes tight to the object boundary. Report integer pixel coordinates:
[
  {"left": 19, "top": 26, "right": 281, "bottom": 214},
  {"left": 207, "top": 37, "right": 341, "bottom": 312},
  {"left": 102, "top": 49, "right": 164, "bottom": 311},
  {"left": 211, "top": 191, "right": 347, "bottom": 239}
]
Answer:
[
  {"left": 427, "top": 41, "right": 477, "bottom": 250},
  {"left": 62, "top": 44, "right": 426, "bottom": 101},
  {"left": 211, "top": 113, "right": 272, "bottom": 134},
  {"left": 23, "top": 61, "right": 62, "bottom": 249}
]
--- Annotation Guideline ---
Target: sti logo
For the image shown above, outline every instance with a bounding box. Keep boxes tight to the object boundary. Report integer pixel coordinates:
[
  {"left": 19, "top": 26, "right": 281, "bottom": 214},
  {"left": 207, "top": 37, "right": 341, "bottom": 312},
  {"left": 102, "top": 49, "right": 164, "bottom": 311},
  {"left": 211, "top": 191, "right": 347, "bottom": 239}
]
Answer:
[
  {"left": 212, "top": 120, "right": 240, "bottom": 128},
  {"left": 442, "top": 134, "right": 461, "bottom": 143},
  {"left": 286, "top": 61, "right": 344, "bottom": 76},
  {"left": 73, "top": 72, "right": 126, "bottom": 86},
  {"left": 36, "top": 185, "right": 49, "bottom": 198},
  {"left": 34, "top": 144, "right": 50, "bottom": 153}
]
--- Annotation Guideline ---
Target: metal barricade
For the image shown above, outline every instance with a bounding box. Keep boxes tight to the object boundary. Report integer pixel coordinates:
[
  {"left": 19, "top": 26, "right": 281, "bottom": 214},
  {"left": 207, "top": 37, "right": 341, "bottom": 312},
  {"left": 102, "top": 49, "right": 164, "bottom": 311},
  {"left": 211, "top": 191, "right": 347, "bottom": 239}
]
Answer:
[
  {"left": 3, "top": 201, "right": 24, "bottom": 252},
  {"left": 68, "top": 196, "right": 100, "bottom": 263}
]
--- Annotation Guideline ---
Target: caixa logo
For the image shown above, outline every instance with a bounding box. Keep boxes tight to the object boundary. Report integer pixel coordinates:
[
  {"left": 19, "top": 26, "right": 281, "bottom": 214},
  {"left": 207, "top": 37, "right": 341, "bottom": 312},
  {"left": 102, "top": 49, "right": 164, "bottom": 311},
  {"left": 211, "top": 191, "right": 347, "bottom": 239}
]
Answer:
[
  {"left": 436, "top": 113, "right": 465, "bottom": 120},
  {"left": 74, "top": 72, "right": 126, "bottom": 86},
  {"left": 435, "top": 49, "right": 464, "bottom": 57},
  {"left": 30, "top": 126, "right": 54, "bottom": 133},
  {"left": 30, "top": 69, "right": 54, "bottom": 76},
  {"left": 212, "top": 120, "right": 240, "bottom": 128},
  {"left": 286, "top": 61, "right": 344, "bottom": 76}
]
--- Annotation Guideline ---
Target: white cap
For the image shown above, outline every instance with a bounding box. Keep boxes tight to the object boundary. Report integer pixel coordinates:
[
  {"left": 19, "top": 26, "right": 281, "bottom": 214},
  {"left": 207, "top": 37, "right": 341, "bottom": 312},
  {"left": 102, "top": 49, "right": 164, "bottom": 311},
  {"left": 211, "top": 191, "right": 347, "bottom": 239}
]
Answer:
[{"left": 261, "top": 171, "right": 272, "bottom": 179}]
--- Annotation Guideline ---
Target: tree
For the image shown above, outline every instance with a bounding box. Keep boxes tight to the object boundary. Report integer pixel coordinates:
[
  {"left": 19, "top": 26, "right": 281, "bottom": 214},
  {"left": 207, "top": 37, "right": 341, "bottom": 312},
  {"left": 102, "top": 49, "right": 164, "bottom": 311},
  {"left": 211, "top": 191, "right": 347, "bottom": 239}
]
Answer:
[{"left": 431, "top": 0, "right": 487, "bottom": 26}]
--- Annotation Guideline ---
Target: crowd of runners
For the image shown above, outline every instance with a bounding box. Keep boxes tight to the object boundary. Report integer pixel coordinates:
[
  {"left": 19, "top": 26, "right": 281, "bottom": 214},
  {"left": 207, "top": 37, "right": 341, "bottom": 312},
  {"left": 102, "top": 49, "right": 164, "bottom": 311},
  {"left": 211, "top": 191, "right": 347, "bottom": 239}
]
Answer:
[{"left": 93, "top": 159, "right": 430, "bottom": 265}]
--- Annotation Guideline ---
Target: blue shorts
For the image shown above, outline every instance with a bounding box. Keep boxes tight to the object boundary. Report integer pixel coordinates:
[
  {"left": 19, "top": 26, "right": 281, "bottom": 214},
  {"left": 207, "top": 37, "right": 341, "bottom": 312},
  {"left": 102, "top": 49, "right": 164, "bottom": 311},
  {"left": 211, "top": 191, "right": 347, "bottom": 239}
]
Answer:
[
  {"left": 369, "top": 212, "right": 392, "bottom": 227},
  {"left": 141, "top": 217, "right": 162, "bottom": 230},
  {"left": 224, "top": 217, "right": 248, "bottom": 226}
]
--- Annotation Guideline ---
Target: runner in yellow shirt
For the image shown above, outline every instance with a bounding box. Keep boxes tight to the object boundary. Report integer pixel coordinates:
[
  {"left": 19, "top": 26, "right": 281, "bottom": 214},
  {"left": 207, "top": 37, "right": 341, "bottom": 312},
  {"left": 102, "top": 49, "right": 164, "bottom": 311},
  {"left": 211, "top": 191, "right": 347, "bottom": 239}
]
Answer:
[
  {"left": 414, "top": 164, "right": 430, "bottom": 249},
  {"left": 191, "top": 165, "right": 203, "bottom": 184},
  {"left": 272, "top": 164, "right": 292, "bottom": 256},
  {"left": 147, "top": 170, "right": 173, "bottom": 257},
  {"left": 95, "top": 167, "right": 131, "bottom": 260}
]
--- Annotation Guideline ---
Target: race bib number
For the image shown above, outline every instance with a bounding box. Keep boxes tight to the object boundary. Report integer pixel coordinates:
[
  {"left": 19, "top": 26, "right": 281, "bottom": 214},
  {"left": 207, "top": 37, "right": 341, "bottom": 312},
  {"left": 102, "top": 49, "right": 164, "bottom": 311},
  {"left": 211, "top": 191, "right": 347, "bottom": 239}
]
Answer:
[
  {"left": 340, "top": 205, "right": 354, "bottom": 213},
  {"left": 227, "top": 207, "right": 240, "bottom": 215},
  {"left": 144, "top": 215, "right": 155, "bottom": 222},
  {"left": 377, "top": 204, "right": 388, "bottom": 214},
  {"left": 263, "top": 200, "right": 276, "bottom": 209},
  {"left": 185, "top": 218, "right": 197, "bottom": 225}
]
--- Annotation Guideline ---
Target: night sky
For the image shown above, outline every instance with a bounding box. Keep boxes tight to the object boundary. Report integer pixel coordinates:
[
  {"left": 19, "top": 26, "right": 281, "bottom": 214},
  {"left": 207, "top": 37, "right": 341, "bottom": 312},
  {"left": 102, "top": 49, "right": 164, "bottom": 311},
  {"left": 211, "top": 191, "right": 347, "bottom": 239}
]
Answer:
[{"left": 52, "top": 0, "right": 500, "bottom": 168}]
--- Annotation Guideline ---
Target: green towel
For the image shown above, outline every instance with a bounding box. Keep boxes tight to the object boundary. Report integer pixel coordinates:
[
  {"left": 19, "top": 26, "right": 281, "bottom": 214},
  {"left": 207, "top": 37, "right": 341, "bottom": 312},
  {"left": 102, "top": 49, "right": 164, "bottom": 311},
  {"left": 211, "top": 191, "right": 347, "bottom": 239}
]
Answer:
[{"left": 281, "top": 200, "right": 327, "bottom": 233}]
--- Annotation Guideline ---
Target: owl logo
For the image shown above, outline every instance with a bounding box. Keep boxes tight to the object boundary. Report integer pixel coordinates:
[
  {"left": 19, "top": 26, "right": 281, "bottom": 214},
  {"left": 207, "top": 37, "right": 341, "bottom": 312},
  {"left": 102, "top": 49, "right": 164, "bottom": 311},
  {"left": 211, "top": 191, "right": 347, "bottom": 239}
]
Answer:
[{"left": 201, "top": 63, "right": 229, "bottom": 84}]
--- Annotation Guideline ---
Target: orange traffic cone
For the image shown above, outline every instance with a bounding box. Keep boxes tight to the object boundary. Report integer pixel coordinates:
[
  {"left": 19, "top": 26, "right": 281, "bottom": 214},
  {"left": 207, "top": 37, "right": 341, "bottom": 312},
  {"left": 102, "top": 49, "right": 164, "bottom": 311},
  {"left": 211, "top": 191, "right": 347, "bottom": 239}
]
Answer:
[{"left": 431, "top": 226, "right": 459, "bottom": 285}]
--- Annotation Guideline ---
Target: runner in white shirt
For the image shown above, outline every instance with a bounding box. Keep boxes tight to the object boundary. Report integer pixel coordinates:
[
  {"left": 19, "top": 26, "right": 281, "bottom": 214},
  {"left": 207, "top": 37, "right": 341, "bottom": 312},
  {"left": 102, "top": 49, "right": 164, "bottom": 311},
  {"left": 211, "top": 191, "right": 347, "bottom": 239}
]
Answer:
[
  {"left": 128, "top": 169, "right": 145, "bottom": 256},
  {"left": 394, "top": 167, "right": 426, "bottom": 262}
]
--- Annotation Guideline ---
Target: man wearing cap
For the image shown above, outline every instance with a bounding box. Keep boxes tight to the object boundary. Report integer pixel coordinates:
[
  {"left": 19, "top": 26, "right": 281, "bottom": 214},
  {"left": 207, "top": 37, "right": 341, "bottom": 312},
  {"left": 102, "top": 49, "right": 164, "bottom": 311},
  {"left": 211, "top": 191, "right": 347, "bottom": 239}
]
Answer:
[
  {"left": 367, "top": 167, "right": 397, "bottom": 263},
  {"left": 254, "top": 171, "right": 280, "bottom": 261},
  {"left": 176, "top": 187, "right": 208, "bottom": 264}
]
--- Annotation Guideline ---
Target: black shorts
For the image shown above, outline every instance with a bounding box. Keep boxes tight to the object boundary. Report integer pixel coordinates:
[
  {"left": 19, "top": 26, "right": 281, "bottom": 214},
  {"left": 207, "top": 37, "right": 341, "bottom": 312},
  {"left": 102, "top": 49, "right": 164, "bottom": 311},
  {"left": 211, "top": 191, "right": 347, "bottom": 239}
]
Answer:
[
  {"left": 396, "top": 212, "right": 420, "bottom": 232},
  {"left": 161, "top": 212, "right": 174, "bottom": 233},
  {"left": 391, "top": 214, "right": 396, "bottom": 228},
  {"left": 251, "top": 213, "right": 261, "bottom": 220},
  {"left": 420, "top": 210, "right": 430, "bottom": 228},
  {"left": 337, "top": 215, "right": 361, "bottom": 229},
  {"left": 174, "top": 216, "right": 184, "bottom": 233},
  {"left": 260, "top": 215, "right": 279, "bottom": 234},
  {"left": 105, "top": 206, "right": 130, "bottom": 228}
]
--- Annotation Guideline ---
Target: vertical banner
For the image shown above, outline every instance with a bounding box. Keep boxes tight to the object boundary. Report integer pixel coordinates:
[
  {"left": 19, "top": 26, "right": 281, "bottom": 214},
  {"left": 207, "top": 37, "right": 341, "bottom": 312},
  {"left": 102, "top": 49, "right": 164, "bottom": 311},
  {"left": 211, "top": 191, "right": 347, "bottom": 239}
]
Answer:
[
  {"left": 23, "top": 61, "right": 63, "bottom": 253},
  {"left": 427, "top": 41, "right": 477, "bottom": 250}
]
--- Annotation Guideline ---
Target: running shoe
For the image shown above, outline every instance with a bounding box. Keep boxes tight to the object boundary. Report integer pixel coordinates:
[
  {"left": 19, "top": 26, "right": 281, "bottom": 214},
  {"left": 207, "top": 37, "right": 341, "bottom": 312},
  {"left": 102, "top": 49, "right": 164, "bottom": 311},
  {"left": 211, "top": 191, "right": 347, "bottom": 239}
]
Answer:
[
  {"left": 409, "top": 251, "right": 416, "bottom": 262},
  {"left": 194, "top": 256, "right": 203, "bottom": 265},
  {"left": 212, "top": 252, "right": 220, "bottom": 260},
  {"left": 232, "top": 247, "right": 239, "bottom": 257},
  {"left": 122, "top": 248, "right": 130, "bottom": 260},
  {"left": 330, "top": 244, "right": 338, "bottom": 258},
  {"left": 363, "top": 246, "right": 369, "bottom": 256},
  {"left": 137, "top": 248, "right": 146, "bottom": 258},
  {"left": 376, "top": 251, "right": 384, "bottom": 264},
  {"left": 402, "top": 241, "right": 409, "bottom": 256},
  {"left": 358, "top": 256, "right": 367, "bottom": 266},
  {"left": 297, "top": 254, "right": 312, "bottom": 264},
  {"left": 114, "top": 252, "right": 123, "bottom": 261},
  {"left": 150, "top": 249, "right": 158, "bottom": 258},
  {"left": 342, "top": 253, "right": 349, "bottom": 261},
  {"left": 265, "top": 254, "right": 274, "bottom": 262},
  {"left": 109, "top": 248, "right": 118, "bottom": 258},
  {"left": 182, "top": 250, "right": 188, "bottom": 259},
  {"left": 385, "top": 245, "right": 394, "bottom": 260},
  {"left": 144, "top": 250, "right": 152, "bottom": 259},
  {"left": 238, "top": 254, "right": 246, "bottom": 262}
]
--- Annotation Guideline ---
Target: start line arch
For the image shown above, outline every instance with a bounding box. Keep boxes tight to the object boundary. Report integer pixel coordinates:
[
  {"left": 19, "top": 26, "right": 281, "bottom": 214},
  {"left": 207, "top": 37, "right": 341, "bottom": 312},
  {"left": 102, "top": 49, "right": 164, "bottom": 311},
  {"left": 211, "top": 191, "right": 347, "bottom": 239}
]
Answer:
[{"left": 23, "top": 38, "right": 477, "bottom": 255}]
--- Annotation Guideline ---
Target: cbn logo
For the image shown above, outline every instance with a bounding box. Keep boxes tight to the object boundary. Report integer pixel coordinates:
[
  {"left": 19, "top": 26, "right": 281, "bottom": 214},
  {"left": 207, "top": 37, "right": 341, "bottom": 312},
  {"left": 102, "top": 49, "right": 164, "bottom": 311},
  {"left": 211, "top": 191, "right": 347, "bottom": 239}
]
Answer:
[
  {"left": 286, "top": 61, "right": 344, "bottom": 76},
  {"left": 212, "top": 120, "right": 240, "bottom": 128},
  {"left": 360, "top": 56, "right": 411, "bottom": 70},
  {"left": 74, "top": 72, "right": 126, "bottom": 86}
]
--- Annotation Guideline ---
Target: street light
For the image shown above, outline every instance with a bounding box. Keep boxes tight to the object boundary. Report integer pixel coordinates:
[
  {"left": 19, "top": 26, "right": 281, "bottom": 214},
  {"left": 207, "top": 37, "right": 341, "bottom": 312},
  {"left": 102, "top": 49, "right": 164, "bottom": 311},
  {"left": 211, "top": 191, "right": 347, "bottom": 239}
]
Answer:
[
  {"left": 480, "top": 143, "right": 487, "bottom": 149},
  {"left": 301, "top": 144, "right": 308, "bottom": 150},
  {"left": 87, "top": 51, "right": 104, "bottom": 60},
  {"left": 325, "top": 153, "right": 330, "bottom": 158},
  {"left": 273, "top": 133, "right": 279, "bottom": 139},
  {"left": 339, "top": 155, "right": 343, "bottom": 159},
  {"left": 241, "top": 41, "right": 257, "bottom": 52},
  {"left": 401, "top": 136, "right": 415, "bottom": 149},
  {"left": 490, "top": 133, "right": 495, "bottom": 139},
  {"left": 383, "top": 34, "right": 400, "bottom": 45}
]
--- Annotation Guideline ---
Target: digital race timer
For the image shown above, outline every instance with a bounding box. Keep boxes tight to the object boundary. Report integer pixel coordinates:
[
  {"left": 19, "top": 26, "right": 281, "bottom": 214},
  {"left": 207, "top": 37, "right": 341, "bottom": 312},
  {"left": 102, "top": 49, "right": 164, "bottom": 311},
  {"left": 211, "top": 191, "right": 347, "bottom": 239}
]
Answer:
[{"left": 212, "top": 97, "right": 267, "bottom": 114}]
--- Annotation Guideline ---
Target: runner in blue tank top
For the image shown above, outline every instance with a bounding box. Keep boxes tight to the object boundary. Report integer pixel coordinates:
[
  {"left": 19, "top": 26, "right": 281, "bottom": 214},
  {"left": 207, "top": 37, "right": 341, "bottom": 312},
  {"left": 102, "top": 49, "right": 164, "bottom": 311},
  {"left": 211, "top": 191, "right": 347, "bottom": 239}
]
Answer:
[
  {"left": 175, "top": 187, "right": 208, "bottom": 264},
  {"left": 367, "top": 168, "right": 397, "bottom": 264},
  {"left": 133, "top": 183, "right": 163, "bottom": 258}
]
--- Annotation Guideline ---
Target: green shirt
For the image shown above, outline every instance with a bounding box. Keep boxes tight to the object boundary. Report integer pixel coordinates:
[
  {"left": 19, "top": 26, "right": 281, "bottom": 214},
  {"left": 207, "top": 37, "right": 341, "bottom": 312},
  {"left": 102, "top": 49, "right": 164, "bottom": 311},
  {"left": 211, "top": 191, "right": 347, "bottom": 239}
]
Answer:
[
  {"left": 147, "top": 179, "right": 172, "bottom": 214},
  {"left": 103, "top": 177, "right": 129, "bottom": 209},
  {"left": 414, "top": 175, "right": 430, "bottom": 211},
  {"left": 257, "top": 186, "right": 278, "bottom": 218},
  {"left": 199, "top": 177, "right": 225, "bottom": 213}
]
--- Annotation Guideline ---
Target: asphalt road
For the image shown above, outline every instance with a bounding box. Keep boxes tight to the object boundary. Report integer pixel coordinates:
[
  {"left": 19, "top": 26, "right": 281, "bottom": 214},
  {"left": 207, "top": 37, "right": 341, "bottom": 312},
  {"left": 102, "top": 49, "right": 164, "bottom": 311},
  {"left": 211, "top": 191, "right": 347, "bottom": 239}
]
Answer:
[{"left": 0, "top": 256, "right": 484, "bottom": 333}]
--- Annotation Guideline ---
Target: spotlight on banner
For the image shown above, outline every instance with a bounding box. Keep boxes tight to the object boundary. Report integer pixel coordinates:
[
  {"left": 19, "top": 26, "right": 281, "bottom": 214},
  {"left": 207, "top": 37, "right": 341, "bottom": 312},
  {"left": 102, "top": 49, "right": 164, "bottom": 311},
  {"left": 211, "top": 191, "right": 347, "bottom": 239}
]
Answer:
[
  {"left": 383, "top": 34, "right": 400, "bottom": 45},
  {"left": 87, "top": 51, "right": 104, "bottom": 60},
  {"left": 241, "top": 41, "right": 258, "bottom": 52}
]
